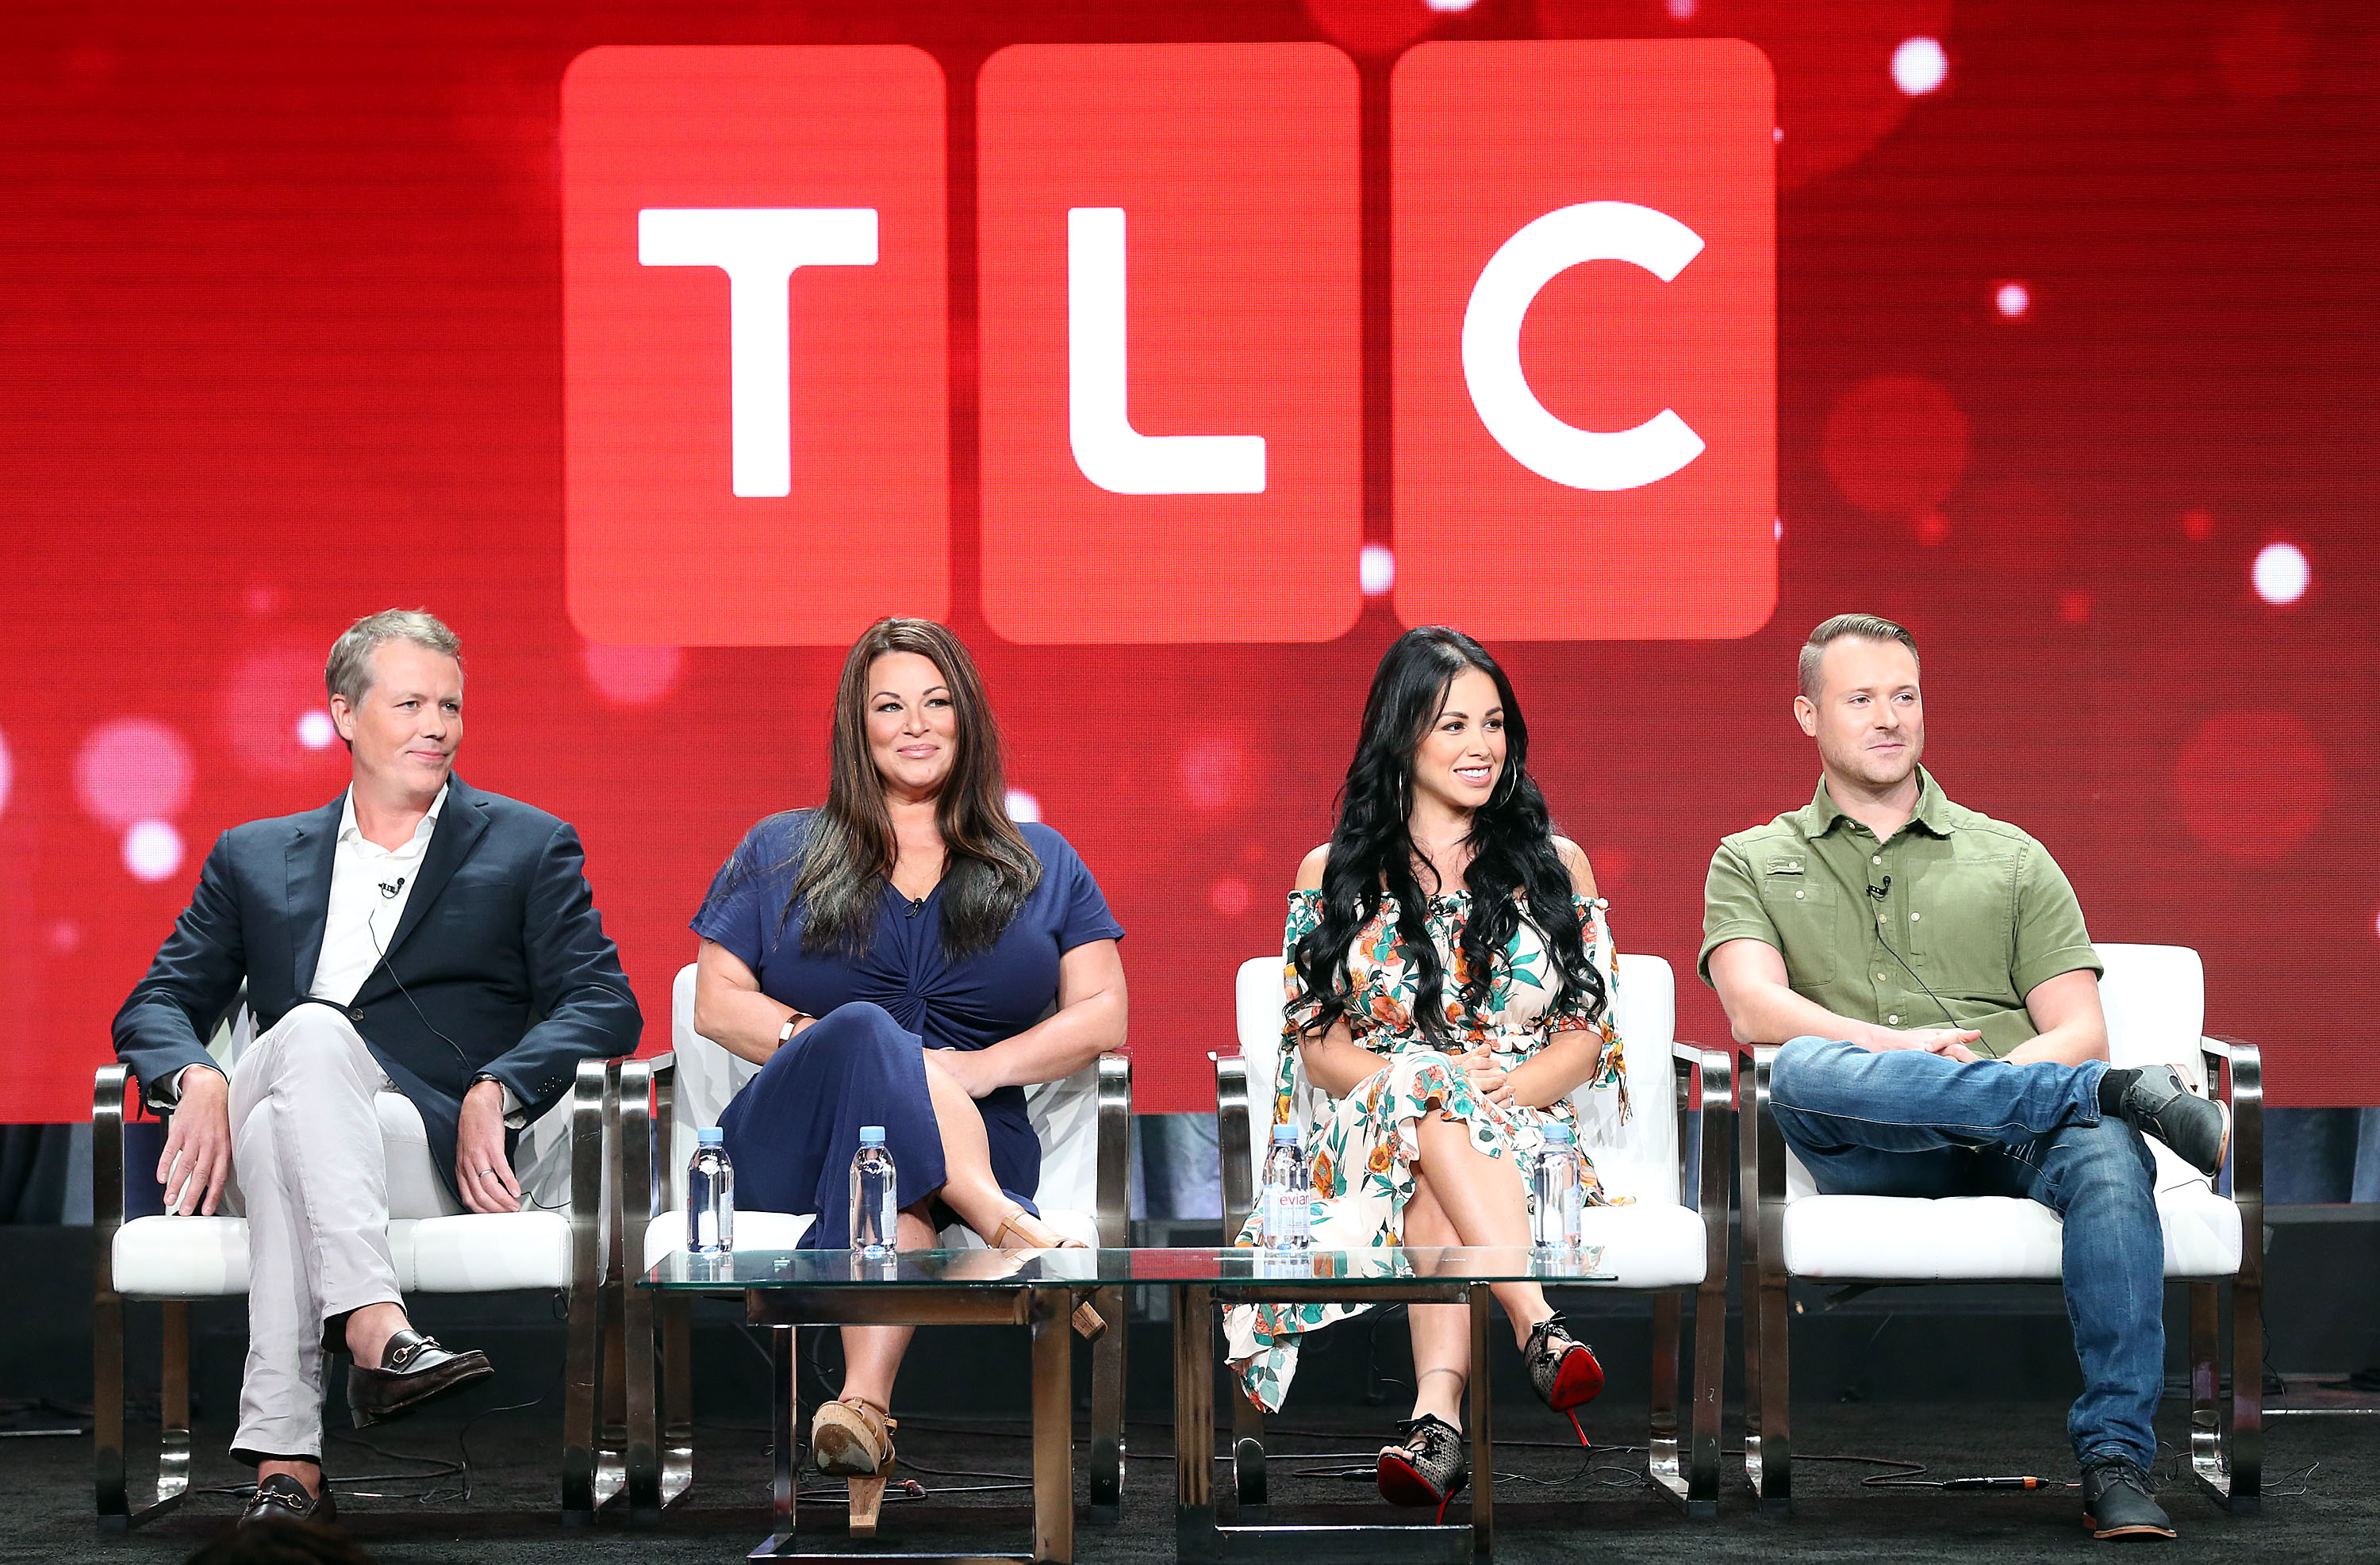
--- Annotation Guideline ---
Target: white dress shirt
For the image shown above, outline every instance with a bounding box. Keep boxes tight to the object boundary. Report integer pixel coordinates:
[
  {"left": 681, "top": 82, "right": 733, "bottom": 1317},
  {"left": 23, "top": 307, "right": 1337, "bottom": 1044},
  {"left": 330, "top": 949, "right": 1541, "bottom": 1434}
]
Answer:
[{"left": 309, "top": 784, "right": 445, "bottom": 1006}]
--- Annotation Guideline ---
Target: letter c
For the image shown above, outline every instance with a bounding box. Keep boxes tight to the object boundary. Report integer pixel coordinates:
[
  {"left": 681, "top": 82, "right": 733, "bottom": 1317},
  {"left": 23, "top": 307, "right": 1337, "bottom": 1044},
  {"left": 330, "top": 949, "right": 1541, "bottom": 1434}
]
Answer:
[{"left": 1460, "top": 201, "right": 1706, "bottom": 493}]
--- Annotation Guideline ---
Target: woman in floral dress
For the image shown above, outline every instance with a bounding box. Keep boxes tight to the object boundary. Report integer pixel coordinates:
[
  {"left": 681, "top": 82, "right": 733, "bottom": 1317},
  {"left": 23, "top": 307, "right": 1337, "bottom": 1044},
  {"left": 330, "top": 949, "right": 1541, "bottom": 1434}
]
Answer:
[{"left": 1224, "top": 627, "right": 1629, "bottom": 1513}]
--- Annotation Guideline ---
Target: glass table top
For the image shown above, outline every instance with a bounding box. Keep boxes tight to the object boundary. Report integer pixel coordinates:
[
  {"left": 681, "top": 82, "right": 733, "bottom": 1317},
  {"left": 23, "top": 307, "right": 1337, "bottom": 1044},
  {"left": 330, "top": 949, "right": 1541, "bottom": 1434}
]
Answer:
[{"left": 642, "top": 1244, "right": 1616, "bottom": 1290}]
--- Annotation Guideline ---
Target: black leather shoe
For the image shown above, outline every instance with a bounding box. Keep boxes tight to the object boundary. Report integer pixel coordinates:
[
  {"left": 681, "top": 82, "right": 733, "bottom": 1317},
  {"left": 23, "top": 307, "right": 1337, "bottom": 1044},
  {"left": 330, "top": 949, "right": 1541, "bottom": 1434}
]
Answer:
[
  {"left": 346, "top": 1328, "right": 493, "bottom": 1428},
  {"left": 2082, "top": 1458, "right": 2175, "bottom": 1540},
  {"left": 239, "top": 1472, "right": 336, "bottom": 1527},
  {"left": 2112, "top": 1064, "right": 2230, "bottom": 1178}
]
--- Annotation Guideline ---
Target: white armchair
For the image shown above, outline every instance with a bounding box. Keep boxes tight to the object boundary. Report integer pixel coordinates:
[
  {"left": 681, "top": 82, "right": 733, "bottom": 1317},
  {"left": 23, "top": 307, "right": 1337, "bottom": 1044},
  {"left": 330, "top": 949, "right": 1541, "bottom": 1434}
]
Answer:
[
  {"left": 610, "top": 962, "right": 1133, "bottom": 1522},
  {"left": 92, "top": 1051, "right": 622, "bottom": 1529},
  {"left": 1739, "top": 942, "right": 2261, "bottom": 1513},
  {"left": 1214, "top": 951, "right": 1733, "bottom": 1517}
]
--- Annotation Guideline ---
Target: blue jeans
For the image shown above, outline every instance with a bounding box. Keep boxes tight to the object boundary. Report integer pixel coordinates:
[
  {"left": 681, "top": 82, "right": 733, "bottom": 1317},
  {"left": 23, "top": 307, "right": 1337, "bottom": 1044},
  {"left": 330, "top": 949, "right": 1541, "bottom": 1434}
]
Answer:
[{"left": 1769, "top": 1036, "right": 2163, "bottom": 1471}]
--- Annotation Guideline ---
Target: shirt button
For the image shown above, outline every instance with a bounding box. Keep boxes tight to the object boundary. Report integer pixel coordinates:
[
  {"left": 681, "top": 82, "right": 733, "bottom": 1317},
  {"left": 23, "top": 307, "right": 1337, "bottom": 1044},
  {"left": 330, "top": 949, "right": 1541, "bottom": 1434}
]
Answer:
[
  {"left": 1888, "top": 1015, "right": 1901, "bottom": 1025},
  {"left": 1911, "top": 911, "right": 1921, "bottom": 922},
  {"left": 1876, "top": 973, "right": 1887, "bottom": 984},
  {"left": 1795, "top": 889, "right": 1806, "bottom": 899},
  {"left": 1871, "top": 854, "right": 1883, "bottom": 865}
]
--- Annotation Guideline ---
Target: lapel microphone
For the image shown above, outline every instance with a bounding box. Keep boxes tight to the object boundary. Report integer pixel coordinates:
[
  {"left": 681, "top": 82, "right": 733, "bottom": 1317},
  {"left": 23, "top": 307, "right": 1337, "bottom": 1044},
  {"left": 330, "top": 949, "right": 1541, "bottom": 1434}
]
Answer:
[
  {"left": 378, "top": 876, "right": 407, "bottom": 899},
  {"left": 1867, "top": 875, "right": 1893, "bottom": 901}
]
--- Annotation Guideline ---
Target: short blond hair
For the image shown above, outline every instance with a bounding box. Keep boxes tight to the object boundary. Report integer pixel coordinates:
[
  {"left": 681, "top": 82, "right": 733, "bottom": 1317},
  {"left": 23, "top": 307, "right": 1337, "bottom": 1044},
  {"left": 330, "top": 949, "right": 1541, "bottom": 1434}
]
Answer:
[
  {"left": 324, "top": 608, "right": 463, "bottom": 706},
  {"left": 1798, "top": 613, "right": 1918, "bottom": 700}
]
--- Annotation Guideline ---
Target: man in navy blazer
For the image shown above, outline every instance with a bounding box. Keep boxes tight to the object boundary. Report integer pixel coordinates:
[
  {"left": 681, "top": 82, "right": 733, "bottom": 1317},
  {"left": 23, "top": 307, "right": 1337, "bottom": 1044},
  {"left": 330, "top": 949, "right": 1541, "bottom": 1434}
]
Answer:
[{"left": 113, "top": 608, "right": 639, "bottom": 1528}]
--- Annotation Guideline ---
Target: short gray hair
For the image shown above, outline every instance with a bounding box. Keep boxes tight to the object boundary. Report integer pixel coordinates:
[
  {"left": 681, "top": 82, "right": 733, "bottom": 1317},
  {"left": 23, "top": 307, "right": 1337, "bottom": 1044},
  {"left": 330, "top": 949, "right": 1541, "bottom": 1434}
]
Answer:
[
  {"left": 325, "top": 608, "right": 463, "bottom": 707},
  {"left": 1798, "top": 613, "right": 1919, "bottom": 700}
]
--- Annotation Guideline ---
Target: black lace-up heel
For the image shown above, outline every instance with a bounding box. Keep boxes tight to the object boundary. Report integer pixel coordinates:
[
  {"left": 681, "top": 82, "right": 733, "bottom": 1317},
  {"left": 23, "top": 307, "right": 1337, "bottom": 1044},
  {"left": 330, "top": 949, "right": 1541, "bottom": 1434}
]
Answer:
[{"left": 1376, "top": 1412, "right": 1469, "bottom": 1520}]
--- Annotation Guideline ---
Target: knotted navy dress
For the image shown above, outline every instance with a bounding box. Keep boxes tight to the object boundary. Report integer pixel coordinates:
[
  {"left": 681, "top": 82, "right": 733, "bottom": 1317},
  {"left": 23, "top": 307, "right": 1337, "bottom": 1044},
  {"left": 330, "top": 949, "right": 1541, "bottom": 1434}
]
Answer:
[{"left": 693, "top": 812, "right": 1125, "bottom": 1249}]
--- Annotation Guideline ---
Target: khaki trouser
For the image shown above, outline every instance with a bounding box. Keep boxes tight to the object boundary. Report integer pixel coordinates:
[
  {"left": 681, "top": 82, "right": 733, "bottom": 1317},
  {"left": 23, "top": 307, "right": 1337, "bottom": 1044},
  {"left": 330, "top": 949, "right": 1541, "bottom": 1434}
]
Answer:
[{"left": 221, "top": 1005, "right": 566, "bottom": 1462}]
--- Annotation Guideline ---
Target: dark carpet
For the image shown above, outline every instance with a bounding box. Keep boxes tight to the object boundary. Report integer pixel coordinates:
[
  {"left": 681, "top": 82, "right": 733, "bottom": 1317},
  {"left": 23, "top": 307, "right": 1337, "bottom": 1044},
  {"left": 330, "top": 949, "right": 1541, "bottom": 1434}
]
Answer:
[{"left": 6, "top": 1396, "right": 2371, "bottom": 1564}]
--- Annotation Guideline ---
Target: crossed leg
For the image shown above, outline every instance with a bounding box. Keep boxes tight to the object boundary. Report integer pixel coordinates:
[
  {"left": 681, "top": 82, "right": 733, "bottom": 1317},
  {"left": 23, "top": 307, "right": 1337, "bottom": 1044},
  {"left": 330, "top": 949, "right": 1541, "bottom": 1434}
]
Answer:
[
  {"left": 1402, "top": 1112, "right": 1557, "bottom": 1427},
  {"left": 835, "top": 1049, "right": 1055, "bottom": 1410}
]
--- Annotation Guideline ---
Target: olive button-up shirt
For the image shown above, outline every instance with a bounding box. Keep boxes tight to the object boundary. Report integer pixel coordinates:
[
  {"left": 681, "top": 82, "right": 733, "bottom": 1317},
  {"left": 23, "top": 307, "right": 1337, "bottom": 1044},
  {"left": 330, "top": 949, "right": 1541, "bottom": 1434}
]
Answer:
[{"left": 1698, "top": 769, "right": 2100, "bottom": 1059}]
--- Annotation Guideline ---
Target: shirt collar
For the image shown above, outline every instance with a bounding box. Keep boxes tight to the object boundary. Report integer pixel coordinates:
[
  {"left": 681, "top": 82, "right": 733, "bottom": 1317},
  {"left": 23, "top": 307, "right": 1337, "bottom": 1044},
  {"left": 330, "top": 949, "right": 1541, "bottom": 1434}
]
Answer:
[
  {"left": 336, "top": 782, "right": 449, "bottom": 846},
  {"left": 1803, "top": 766, "right": 1957, "bottom": 842}
]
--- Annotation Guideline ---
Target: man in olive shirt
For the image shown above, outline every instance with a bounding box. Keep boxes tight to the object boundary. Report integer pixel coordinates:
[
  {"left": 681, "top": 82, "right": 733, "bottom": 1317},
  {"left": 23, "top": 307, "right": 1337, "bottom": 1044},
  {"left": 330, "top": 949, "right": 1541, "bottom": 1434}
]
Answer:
[{"left": 1701, "top": 614, "right": 2228, "bottom": 1543}]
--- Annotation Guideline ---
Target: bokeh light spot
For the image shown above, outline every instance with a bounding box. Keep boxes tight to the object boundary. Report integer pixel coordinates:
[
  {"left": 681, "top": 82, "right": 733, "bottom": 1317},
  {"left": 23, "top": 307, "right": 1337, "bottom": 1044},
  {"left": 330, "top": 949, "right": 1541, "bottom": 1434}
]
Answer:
[
  {"left": 124, "top": 819, "right": 185, "bottom": 882},
  {"left": 2057, "top": 590, "right": 2091, "bottom": 625},
  {"left": 1994, "top": 281, "right": 2030, "bottom": 319},
  {"left": 76, "top": 718, "right": 194, "bottom": 830},
  {"left": 2252, "top": 543, "right": 2308, "bottom": 605},
  {"left": 583, "top": 641, "right": 685, "bottom": 707},
  {"left": 2182, "top": 508, "right": 2217, "bottom": 543},
  {"left": 1823, "top": 374, "right": 1971, "bottom": 521},
  {"left": 1891, "top": 36, "right": 1948, "bottom": 95},
  {"left": 1914, "top": 510, "right": 1950, "bottom": 546},
  {"left": 1180, "top": 739, "right": 1245, "bottom": 811},
  {"left": 1211, "top": 877, "right": 1253, "bottom": 918},
  {"left": 226, "top": 644, "right": 340, "bottom": 779},
  {"left": 1005, "top": 789, "right": 1042, "bottom": 823},
  {"left": 48, "top": 921, "right": 80, "bottom": 956},
  {"left": 2175, "top": 712, "right": 2328, "bottom": 861},
  {"left": 296, "top": 710, "right": 336, "bottom": 750},
  {"left": 1359, "top": 543, "right": 1396, "bottom": 596},
  {"left": 1666, "top": 0, "right": 1698, "bottom": 18},
  {"left": 0, "top": 725, "right": 10, "bottom": 821}
]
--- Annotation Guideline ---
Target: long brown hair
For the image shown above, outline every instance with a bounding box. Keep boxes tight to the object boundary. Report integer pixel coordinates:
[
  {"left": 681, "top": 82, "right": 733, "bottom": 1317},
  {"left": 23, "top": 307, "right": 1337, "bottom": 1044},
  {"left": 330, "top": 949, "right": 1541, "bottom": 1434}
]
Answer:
[{"left": 787, "top": 618, "right": 1041, "bottom": 958}]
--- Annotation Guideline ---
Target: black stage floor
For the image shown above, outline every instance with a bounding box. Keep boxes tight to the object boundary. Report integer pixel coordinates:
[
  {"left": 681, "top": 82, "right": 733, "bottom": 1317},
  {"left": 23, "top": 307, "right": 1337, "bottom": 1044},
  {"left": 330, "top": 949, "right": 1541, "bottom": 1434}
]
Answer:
[{"left": 6, "top": 1399, "right": 2372, "bottom": 1565}]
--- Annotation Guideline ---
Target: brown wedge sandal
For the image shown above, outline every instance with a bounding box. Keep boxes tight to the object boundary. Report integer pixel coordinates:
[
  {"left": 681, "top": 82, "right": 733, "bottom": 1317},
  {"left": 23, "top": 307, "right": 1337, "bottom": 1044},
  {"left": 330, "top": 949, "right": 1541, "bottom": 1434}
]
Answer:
[
  {"left": 988, "top": 1206, "right": 1107, "bottom": 1340},
  {"left": 810, "top": 1397, "right": 897, "bottom": 1536}
]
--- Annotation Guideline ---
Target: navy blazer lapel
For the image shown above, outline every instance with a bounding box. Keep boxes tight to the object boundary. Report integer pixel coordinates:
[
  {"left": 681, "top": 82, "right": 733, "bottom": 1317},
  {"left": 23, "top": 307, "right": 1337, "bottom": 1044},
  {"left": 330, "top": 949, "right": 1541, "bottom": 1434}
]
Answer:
[
  {"left": 286, "top": 793, "right": 344, "bottom": 997},
  {"left": 380, "top": 777, "right": 491, "bottom": 965}
]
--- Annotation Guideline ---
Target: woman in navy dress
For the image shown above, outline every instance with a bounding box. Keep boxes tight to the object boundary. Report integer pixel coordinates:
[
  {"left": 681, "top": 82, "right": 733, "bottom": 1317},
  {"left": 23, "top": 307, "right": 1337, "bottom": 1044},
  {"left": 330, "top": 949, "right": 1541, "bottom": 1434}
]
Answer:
[{"left": 690, "top": 618, "right": 1127, "bottom": 1524}]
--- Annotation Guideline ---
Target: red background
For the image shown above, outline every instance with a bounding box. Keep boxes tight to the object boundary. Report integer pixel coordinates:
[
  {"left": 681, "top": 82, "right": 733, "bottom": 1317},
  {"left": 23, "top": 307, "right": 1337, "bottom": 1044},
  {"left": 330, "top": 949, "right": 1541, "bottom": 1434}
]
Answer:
[{"left": 2, "top": 0, "right": 2375, "bottom": 1121}]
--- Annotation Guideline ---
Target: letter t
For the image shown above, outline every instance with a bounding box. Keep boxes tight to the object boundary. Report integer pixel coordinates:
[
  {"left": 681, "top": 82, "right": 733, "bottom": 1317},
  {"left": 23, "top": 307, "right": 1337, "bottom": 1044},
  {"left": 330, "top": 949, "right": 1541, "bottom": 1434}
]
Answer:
[{"left": 638, "top": 208, "right": 880, "bottom": 498}]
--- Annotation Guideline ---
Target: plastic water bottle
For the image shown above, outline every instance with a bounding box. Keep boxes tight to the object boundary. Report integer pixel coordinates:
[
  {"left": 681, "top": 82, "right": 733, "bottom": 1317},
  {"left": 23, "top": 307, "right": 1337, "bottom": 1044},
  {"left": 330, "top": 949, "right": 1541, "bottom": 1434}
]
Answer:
[
  {"left": 1259, "top": 1123, "right": 1313, "bottom": 1252},
  {"left": 850, "top": 1126, "right": 899, "bottom": 1258},
  {"left": 688, "top": 1127, "right": 735, "bottom": 1256},
  {"left": 1532, "top": 1123, "right": 1583, "bottom": 1255}
]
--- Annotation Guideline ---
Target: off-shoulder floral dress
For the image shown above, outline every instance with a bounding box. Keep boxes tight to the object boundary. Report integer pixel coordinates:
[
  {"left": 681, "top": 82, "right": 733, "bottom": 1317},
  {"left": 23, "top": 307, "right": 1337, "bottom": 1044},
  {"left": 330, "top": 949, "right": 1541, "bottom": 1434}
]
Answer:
[{"left": 1223, "top": 887, "right": 1630, "bottom": 1412}]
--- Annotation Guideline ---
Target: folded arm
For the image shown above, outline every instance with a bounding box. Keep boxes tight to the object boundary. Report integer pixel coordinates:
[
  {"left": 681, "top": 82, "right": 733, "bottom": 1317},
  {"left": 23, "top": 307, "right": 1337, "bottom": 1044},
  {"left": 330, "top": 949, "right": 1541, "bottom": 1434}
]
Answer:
[
  {"left": 1707, "top": 937, "right": 1980, "bottom": 1056},
  {"left": 942, "top": 938, "right": 1127, "bottom": 1097}
]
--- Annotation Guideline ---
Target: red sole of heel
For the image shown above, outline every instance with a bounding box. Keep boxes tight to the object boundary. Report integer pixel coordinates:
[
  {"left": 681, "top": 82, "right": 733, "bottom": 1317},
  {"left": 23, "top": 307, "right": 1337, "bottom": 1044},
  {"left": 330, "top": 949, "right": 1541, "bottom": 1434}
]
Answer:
[
  {"left": 1548, "top": 1346, "right": 1605, "bottom": 1410},
  {"left": 1376, "top": 1454, "right": 1461, "bottom": 1509}
]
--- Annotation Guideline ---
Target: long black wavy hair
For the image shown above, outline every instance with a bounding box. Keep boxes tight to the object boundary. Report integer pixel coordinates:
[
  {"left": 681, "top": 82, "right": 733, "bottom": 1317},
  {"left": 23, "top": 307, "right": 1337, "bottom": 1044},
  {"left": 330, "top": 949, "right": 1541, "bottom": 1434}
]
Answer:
[{"left": 1290, "top": 627, "right": 1604, "bottom": 1045}]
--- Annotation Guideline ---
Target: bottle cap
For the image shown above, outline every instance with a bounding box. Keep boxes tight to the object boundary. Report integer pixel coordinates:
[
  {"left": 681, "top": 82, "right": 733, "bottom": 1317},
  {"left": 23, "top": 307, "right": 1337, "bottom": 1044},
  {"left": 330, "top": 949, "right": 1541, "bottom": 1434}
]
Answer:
[
  {"left": 1542, "top": 1124, "right": 1574, "bottom": 1145},
  {"left": 859, "top": 1126, "right": 887, "bottom": 1145},
  {"left": 698, "top": 1127, "right": 724, "bottom": 1145},
  {"left": 1271, "top": 1123, "right": 1300, "bottom": 1145}
]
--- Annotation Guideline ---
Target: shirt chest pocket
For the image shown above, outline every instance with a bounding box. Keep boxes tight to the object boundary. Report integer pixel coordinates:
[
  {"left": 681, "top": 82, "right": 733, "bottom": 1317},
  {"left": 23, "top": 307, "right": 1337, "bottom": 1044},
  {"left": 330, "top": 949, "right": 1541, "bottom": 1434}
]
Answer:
[
  {"left": 1904, "top": 856, "right": 2017, "bottom": 975},
  {"left": 1758, "top": 862, "right": 1839, "bottom": 984}
]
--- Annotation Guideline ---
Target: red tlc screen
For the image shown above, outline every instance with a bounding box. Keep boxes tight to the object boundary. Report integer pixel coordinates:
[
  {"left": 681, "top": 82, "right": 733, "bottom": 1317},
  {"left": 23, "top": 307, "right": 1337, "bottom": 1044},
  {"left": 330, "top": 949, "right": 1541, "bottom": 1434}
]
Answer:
[{"left": 2, "top": 2, "right": 2374, "bottom": 1120}]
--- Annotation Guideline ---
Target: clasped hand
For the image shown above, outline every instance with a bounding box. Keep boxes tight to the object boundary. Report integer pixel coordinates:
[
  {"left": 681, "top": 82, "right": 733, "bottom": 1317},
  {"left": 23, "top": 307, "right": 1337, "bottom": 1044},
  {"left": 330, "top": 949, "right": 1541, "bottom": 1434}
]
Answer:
[
  {"left": 1452, "top": 1046, "right": 1518, "bottom": 1110},
  {"left": 1864, "top": 1026, "right": 1985, "bottom": 1064}
]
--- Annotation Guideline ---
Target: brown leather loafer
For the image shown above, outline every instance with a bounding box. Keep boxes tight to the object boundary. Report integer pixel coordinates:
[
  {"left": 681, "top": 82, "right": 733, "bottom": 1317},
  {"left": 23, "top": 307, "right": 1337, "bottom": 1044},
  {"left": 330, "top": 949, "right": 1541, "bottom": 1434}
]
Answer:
[
  {"left": 346, "top": 1328, "right": 493, "bottom": 1428},
  {"left": 239, "top": 1472, "right": 336, "bottom": 1527}
]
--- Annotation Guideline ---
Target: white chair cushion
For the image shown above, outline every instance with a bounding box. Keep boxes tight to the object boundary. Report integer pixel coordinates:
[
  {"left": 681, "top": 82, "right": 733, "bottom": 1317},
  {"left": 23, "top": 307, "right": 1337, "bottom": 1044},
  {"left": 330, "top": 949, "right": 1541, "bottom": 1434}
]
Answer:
[
  {"left": 1781, "top": 1184, "right": 2241, "bottom": 1282},
  {"left": 113, "top": 1215, "right": 250, "bottom": 1298},
  {"left": 114, "top": 1209, "right": 578, "bottom": 1297},
  {"left": 401, "top": 1212, "right": 575, "bottom": 1292},
  {"left": 643, "top": 1206, "right": 1100, "bottom": 1272},
  {"left": 1574, "top": 1200, "right": 1710, "bottom": 1289}
]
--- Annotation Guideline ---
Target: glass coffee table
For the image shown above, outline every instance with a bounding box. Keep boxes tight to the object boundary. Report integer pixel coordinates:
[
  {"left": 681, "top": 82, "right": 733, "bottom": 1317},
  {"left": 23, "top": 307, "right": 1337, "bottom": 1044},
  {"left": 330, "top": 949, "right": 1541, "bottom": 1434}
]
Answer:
[{"left": 640, "top": 1244, "right": 1616, "bottom": 1563}]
